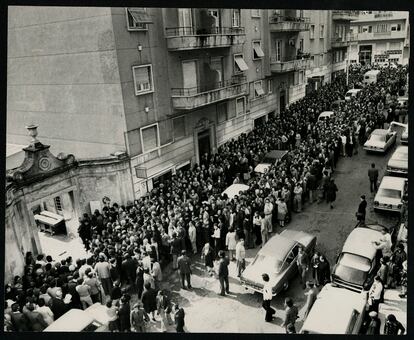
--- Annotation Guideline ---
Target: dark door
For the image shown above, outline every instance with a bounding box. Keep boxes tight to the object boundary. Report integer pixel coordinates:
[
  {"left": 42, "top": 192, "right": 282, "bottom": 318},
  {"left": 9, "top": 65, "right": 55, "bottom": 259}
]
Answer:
[
  {"left": 198, "top": 130, "right": 211, "bottom": 158},
  {"left": 359, "top": 45, "right": 372, "bottom": 66},
  {"left": 279, "top": 90, "right": 286, "bottom": 112},
  {"left": 254, "top": 116, "right": 266, "bottom": 128}
]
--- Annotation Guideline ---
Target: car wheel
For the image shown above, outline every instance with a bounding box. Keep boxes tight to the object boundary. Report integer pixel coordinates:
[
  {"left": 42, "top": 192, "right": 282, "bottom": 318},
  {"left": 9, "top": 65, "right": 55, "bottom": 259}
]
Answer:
[{"left": 282, "top": 281, "right": 289, "bottom": 291}]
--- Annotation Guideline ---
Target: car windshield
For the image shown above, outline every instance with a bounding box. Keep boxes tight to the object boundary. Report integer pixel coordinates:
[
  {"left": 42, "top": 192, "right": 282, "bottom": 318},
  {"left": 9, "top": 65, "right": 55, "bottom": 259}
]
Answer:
[
  {"left": 334, "top": 253, "right": 371, "bottom": 285},
  {"left": 252, "top": 254, "right": 283, "bottom": 273},
  {"left": 370, "top": 134, "right": 385, "bottom": 142},
  {"left": 378, "top": 188, "right": 401, "bottom": 199}
]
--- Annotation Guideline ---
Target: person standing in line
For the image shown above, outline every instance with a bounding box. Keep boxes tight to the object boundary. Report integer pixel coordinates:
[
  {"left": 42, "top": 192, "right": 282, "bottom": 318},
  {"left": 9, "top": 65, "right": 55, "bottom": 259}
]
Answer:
[
  {"left": 170, "top": 232, "right": 182, "bottom": 270},
  {"left": 326, "top": 178, "right": 338, "bottom": 209},
  {"left": 252, "top": 211, "right": 263, "bottom": 246},
  {"left": 156, "top": 290, "right": 171, "bottom": 333},
  {"left": 141, "top": 282, "right": 157, "bottom": 322},
  {"left": 217, "top": 250, "right": 230, "bottom": 296},
  {"left": 384, "top": 314, "right": 405, "bottom": 335},
  {"left": 282, "top": 297, "right": 298, "bottom": 333},
  {"left": 211, "top": 223, "right": 221, "bottom": 258},
  {"left": 235, "top": 239, "right": 246, "bottom": 278},
  {"left": 261, "top": 273, "right": 276, "bottom": 322},
  {"left": 84, "top": 271, "right": 102, "bottom": 304},
  {"left": 177, "top": 250, "right": 192, "bottom": 289},
  {"left": 201, "top": 243, "right": 215, "bottom": 275},
  {"left": 135, "top": 261, "right": 145, "bottom": 300},
  {"left": 263, "top": 198, "right": 274, "bottom": 233},
  {"left": 293, "top": 182, "right": 303, "bottom": 213},
  {"left": 151, "top": 257, "right": 163, "bottom": 291},
  {"left": 368, "top": 276, "right": 384, "bottom": 314},
  {"left": 368, "top": 163, "right": 379, "bottom": 193},
  {"left": 303, "top": 281, "right": 318, "bottom": 319},
  {"left": 296, "top": 246, "right": 309, "bottom": 289},
  {"left": 188, "top": 221, "right": 197, "bottom": 255},
  {"left": 130, "top": 303, "right": 149, "bottom": 333},
  {"left": 277, "top": 198, "right": 288, "bottom": 228},
  {"left": 94, "top": 255, "right": 113, "bottom": 299},
  {"left": 118, "top": 296, "right": 131, "bottom": 332},
  {"left": 260, "top": 212, "right": 269, "bottom": 247},
  {"left": 76, "top": 279, "right": 93, "bottom": 310},
  {"left": 225, "top": 228, "right": 237, "bottom": 261},
  {"left": 356, "top": 195, "right": 367, "bottom": 226},
  {"left": 173, "top": 303, "right": 185, "bottom": 333}
]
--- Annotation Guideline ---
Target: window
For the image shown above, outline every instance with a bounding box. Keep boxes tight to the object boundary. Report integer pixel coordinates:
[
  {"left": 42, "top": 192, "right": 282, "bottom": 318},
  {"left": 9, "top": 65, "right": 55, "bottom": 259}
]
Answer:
[
  {"left": 376, "top": 24, "right": 388, "bottom": 33},
  {"left": 320, "top": 24, "right": 325, "bottom": 38},
  {"left": 232, "top": 9, "right": 241, "bottom": 27},
  {"left": 368, "top": 26, "right": 372, "bottom": 33},
  {"left": 285, "top": 245, "right": 299, "bottom": 265},
  {"left": 54, "top": 196, "right": 63, "bottom": 212},
  {"left": 299, "top": 10, "right": 304, "bottom": 18},
  {"left": 320, "top": 54, "right": 324, "bottom": 66},
  {"left": 234, "top": 54, "right": 248, "bottom": 73},
  {"left": 252, "top": 41, "right": 265, "bottom": 59},
  {"left": 358, "top": 25, "right": 363, "bottom": 33},
  {"left": 141, "top": 124, "right": 159, "bottom": 153},
  {"left": 273, "top": 10, "right": 281, "bottom": 16},
  {"left": 299, "top": 71, "right": 304, "bottom": 84},
  {"left": 132, "top": 65, "right": 154, "bottom": 95},
  {"left": 251, "top": 9, "right": 260, "bottom": 17},
  {"left": 236, "top": 97, "right": 246, "bottom": 115},
  {"left": 310, "top": 25, "right": 315, "bottom": 39},
  {"left": 217, "top": 102, "right": 228, "bottom": 123},
  {"left": 173, "top": 116, "right": 185, "bottom": 140},
  {"left": 268, "top": 79, "right": 273, "bottom": 94},
  {"left": 299, "top": 39, "right": 304, "bottom": 52},
  {"left": 254, "top": 81, "right": 264, "bottom": 98},
  {"left": 126, "top": 8, "right": 151, "bottom": 31},
  {"left": 275, "top": 40, "right": 282, "bottom": 61},
  {"left": 397, "top": 24, "right": 402, "bottom": 31}
]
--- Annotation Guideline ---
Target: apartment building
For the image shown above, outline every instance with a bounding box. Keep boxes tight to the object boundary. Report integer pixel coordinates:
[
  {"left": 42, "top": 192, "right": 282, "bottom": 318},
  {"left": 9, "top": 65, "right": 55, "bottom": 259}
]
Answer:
[
  {"left": 7, "top": 7, "right": 337, "bottom": 200},
  {"left": 349, "top": 11, "right": 410, "bottom": 66}
]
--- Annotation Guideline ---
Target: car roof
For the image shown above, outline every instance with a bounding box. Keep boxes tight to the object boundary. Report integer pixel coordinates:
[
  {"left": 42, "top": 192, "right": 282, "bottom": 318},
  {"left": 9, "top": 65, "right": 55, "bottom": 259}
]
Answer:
[
  {"left": 380, "top": 176, "right": 406, "bottom": 190},
  {"left": 264, "top": 150, "right": 288, "bottom": 160},
  {"left": 319, "top": 111, "right": 334, "bottom": 115},
  {"left": 395, "top": 145, "right": 408, "bottom": 154},
  {"left": 346, "top": 89, "right": 361, "bottom": 93},
  {"left": 342, "top": 226, "right": 384, "bottom": 260},
  {"left": 365, "top": 70, "right": 380, "bottom": 76},
  {"left": 371, "top": 129, "right": 388, "bottom": 135},
  {"left": 221, "top": 184, "right": 249, "bottom": 199},
  {"left": 260, "top": 234, "right": 296, "bottom": 259},
  {"left": 44, "top": 309, "right": 95, "bottom": 332},
  {"left": 301, "top": 284, "right": 366, "bottom": 334}
]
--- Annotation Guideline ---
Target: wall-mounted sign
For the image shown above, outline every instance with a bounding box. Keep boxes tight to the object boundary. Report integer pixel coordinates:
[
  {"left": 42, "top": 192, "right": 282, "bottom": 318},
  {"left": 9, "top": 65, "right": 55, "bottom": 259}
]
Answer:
[
  {"left": 135, "top": 166, "right": 147, "bottom": 179},
  {"left": 385, "top": 50, "right": 402, "bottom": 55}
]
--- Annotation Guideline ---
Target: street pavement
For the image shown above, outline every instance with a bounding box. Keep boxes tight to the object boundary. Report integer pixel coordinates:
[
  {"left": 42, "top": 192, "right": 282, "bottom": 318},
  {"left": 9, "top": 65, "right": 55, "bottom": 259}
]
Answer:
[{"left": 143, "top": 137, "right": 404, "bottom": 333}]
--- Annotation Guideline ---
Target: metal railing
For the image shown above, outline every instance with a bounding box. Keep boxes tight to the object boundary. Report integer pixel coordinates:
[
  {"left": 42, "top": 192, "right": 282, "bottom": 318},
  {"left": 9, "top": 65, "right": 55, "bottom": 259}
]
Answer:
[
  {"left": 165, "top": 26, "right": 245, "bottom": 37},
  {"left": 269, "top": 15, "right": 310, "bottom": 23},
  {"left": 171, "top": 75, "right": 247, "bottom": 96}
]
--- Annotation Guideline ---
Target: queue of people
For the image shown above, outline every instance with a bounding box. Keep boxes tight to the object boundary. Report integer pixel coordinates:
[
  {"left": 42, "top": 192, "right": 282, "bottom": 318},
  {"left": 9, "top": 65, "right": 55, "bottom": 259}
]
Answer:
[{"left": 4, "top": 64, "right": 408, "bottom": 333}]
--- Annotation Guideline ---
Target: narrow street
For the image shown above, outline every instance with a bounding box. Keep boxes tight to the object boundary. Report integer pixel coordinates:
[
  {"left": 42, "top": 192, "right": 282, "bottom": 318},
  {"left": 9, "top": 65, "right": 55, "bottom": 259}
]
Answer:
[{"left": 147, "top": 140, "right": 401, "bottom": 333}]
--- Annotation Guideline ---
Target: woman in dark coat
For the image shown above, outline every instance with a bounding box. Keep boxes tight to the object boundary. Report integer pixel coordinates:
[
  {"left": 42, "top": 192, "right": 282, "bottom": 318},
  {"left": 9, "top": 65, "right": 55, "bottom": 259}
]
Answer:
[
  {"left": 117, "top": 296, "right": 131, "bottom": 332},
  {"left": 326, "top": 179, "right": 338, "bottom": 209},
  {"left": 141, "top": 282, "right": 157, "bottom": 321},
  {"left": 316, "top": 255, "right": 331, "bottom": 286},
  {"left": 135, "top": 261, "right": 144, "bottom": 299}
]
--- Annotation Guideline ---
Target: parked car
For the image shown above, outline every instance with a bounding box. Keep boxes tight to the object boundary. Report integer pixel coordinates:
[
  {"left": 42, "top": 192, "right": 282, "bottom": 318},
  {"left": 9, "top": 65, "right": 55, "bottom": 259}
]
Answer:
[
  {"left": 344, "top": 89, "right": 362, "bottom": 101},
  {"left": 240, "top": 230, "right": 316, "bottom": 296},
  {"left": 363, "top": 129, "right": 397, "bottom": 153},
  {"left": 363, "top": 69, "right": 381, "bottom": 85},
  {"left": 387, "top": 146, "right": 408, "bottom": 175},
  {"left": 254, "top": 150, "right": 288, "bottom": 174},
  {"left": 44, "top": 304, "right": 109, "bottom": 332},
  {"left": 221, "top": 183, "right": 249, "bottom": 200},
  {"left": 373, "top": 176, "right": 407, "bottom": 212},
  {"left": 317, "top": 111, "right": 335, "bottom": 121},
  {"left": 300, "top": 283, "right": 368, "bottom": 334},
  {"left": 389, "top": 121, "right": 408, "bottom": 145},
  {"left": 331, "top": 225, "right": 388, "bottom": 293}
]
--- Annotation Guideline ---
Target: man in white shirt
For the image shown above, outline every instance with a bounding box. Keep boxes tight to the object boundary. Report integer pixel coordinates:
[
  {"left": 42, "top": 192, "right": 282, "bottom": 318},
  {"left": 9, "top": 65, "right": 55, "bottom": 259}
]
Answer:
[
  {"left": 235, "top": 239, "right": 246, "bottom": 278},
  {"left": 368, "top": 276, "right": 383, "bottom": 313},
  {"left": 262, "top": 273, "right": 275, "bottom": 322}
]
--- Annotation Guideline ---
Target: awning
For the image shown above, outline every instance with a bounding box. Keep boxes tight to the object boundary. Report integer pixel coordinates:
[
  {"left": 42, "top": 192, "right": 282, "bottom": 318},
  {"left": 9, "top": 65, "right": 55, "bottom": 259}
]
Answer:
[
  {"left": 253, "top": 43, "right": 265, "bottom": 58},
  {"left": 254, "top": 81, "right": 265, "bottom": 96},
  {"left": 235, "top": 55, "right": 249, "bottom": 71},
  {"left": 128, "top": 8, "right": 153, "bottom": 24}
]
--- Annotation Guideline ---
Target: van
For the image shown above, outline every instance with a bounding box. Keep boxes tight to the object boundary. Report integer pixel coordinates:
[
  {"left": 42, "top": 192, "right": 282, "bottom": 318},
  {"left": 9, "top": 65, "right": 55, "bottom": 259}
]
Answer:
[
  {"left": 344, "top": 89, "right": 362, "bottom": 101},
  {"left": 317, "top": 111, "right": 335, "bottom": 121},
  {"left": 363, "top": 70, "right": 380, "bottom": 85}
]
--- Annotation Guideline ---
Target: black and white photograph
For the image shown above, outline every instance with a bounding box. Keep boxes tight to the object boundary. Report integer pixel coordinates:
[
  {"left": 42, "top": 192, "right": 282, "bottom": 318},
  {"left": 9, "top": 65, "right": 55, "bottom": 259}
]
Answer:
[{"left": 3, "top": 5, "right": 409, "bottom": 335}]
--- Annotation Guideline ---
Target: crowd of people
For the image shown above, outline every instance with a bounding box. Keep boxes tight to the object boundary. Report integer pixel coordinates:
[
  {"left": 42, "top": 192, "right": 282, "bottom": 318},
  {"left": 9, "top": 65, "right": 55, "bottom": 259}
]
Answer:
[{"left": 4, "top": 64, "right": 408, "bottom": 333}]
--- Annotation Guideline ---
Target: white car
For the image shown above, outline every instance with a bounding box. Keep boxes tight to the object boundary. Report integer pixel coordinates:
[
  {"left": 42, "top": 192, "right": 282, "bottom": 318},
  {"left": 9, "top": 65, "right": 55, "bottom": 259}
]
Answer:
[
  {"left": 254, "top": 150, "right": 288, "bottom": 174},
  {"left": 374, "top": 176, "right": 407, "bottom": 212},
  {"left": 317, "top": 111, "right": 335, "bottom": 121},
  {"left": 221, "top": 183, "right": 249, "bottom": 200},
  {"left": 389, "top": 121, "right": 408, "bottom": 145},
  {"left": 387, "top": 146, "right": 408, "bottom": 175},
  {"left": 363, "top": 129, "right": 397, "bottom": 153},
  {"left": 344, "top": 89, "right": 362, "bottom": 101},
  {"left": 300, "top": 284, "right": 368, "bottom": 334}
]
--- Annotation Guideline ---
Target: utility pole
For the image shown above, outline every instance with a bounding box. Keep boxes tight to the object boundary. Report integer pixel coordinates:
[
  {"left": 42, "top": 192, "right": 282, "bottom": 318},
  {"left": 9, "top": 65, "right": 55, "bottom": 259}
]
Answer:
[{"left": 346, "top": 52, "right": 349, "bottom": 87}]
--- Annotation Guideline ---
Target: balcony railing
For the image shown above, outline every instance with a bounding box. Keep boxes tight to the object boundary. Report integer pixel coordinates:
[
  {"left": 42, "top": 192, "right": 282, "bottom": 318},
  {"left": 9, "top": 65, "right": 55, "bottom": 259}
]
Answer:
[
  {"left": 270, "top": 56, "right": 313, "bottom": 73},
  {"left": 269, "top": 15, "right": 310, "bottom": 32},
  {"left": 332, "top": 11, "right": 359, "bottom": 21},
  {"left": 165, "top": 26, "right": 246, "bottom": 50},
  {"left": 171, "top": 76, "right": 248, "bottom": 110},
  {"left": 331, "top": 34, "right": 358, "bottom": 48},
  {"left": 357, "top": 30, "right": 406, "bottom": 41}
]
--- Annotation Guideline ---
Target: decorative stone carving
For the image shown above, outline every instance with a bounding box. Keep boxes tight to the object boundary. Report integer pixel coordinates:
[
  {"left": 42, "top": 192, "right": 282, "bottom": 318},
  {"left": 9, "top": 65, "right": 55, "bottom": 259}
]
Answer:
[
  {"left": 6, "top": 125, "right": 77, "bottom": 186},
  {"left": 195, "top": 117, "right": 213, "bottom": 130}
]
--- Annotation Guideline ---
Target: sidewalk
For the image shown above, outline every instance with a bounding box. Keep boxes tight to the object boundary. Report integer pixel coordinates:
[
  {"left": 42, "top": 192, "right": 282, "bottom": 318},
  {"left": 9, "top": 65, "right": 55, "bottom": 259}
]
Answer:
[{"left": 378, "top": 288, "right": 407, "bottom": 334}]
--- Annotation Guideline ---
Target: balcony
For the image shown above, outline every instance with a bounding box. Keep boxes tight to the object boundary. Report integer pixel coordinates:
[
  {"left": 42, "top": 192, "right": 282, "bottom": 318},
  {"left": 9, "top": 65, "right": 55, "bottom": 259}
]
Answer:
[
  {"left": 357, "top": 30, "right": 407, "bottom": 41},
  {"left": 331, "top": 34, "right": 358, "bottom": 48},
  {"left": 165, "top": 27, "right": 246, "bottom": 51},
  {"left": 269, "top": 15, "right": 310, "bottom": 32},
  {"left": 171, "top": 76, "right": 248, "bottom": 110},
  {"left": 332, "top": 11, "right": 359, "bottom": 21},
  {"left": 270, "top": 55, "right": 313, "bottom": 73}
]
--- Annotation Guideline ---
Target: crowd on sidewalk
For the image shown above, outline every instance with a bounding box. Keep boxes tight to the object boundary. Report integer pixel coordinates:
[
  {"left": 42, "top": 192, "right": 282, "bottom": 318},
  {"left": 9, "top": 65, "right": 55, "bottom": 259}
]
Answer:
[{"left": 4, "top": 64, "right": 408, "bottom": 333}]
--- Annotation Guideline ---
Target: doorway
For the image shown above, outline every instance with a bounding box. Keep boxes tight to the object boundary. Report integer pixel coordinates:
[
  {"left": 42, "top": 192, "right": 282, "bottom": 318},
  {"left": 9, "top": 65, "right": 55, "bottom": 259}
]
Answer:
[
  {"left": 254, "top": 115, "right": 267, "bottom": 128},
  {"left": 359, "top": 45, "right": 372, "bottom": 66},
  {"left": 198, "top": 129, "right": 211, "bottom": 159},
  {"left": 279, "top": 90, "right": 286, "bottom": 112}
]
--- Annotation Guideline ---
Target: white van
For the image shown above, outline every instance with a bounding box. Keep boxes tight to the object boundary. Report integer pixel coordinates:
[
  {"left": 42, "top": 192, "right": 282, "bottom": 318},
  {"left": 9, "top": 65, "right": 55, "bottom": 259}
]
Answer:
[
  {"left": 317, "top": 111, "right": 335, "bottom": 121},
  {"left": 363, "top": 70, "right": 381, "bottom": 85},
  {"left": 344, "top": 89, "right": 362, "bottom": 101}
]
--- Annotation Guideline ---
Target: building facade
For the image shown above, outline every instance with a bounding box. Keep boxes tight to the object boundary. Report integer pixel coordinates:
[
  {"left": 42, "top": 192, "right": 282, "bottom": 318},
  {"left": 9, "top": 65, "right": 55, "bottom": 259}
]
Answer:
[
  {"left": 349, "top": 11, "right": 410, "bottom": 66},
  {"left": 8, "top": 7, "right": 353, "bottom": 201}
]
